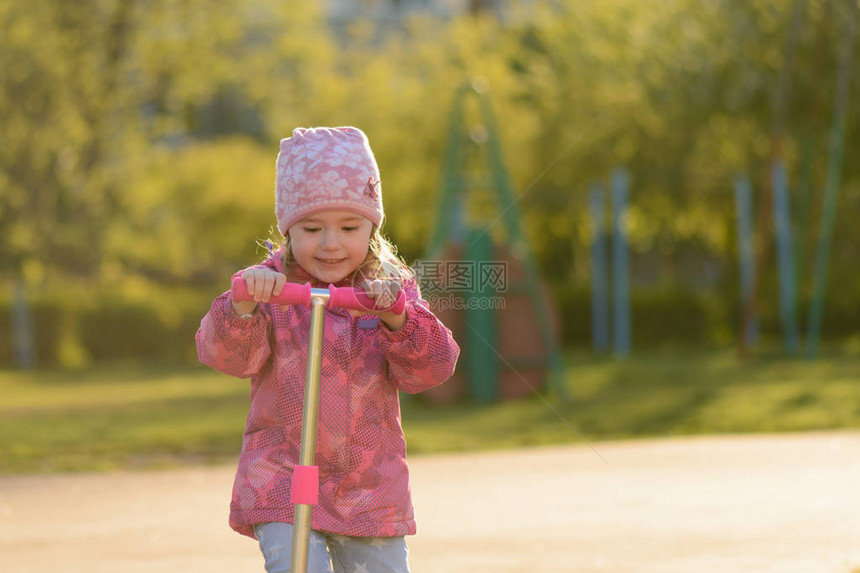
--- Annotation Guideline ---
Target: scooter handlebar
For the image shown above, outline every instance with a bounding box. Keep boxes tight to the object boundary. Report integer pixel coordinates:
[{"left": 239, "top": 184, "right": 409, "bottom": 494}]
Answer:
[{"left": 230, "top": 276, "right": 406, "bottom": 315}]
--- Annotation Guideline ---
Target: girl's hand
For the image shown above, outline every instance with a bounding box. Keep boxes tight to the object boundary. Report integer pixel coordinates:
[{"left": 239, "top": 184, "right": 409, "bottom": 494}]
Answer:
[
  {"left": 231, "top": 267, "right": 287, "bottom": 316},
  {"left": 349, "top": 278, "right": 406, "bottom": 331}
]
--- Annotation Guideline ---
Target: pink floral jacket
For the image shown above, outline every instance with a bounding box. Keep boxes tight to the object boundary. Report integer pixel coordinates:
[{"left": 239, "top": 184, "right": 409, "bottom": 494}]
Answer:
[{"left": 196, "top": 255, "right": 459, "bottom": 539}]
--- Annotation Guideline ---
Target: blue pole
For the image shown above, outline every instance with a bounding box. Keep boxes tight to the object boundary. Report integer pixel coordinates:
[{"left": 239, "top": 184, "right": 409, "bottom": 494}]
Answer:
[
  {"left": 612, "top": 168, "right": 631, "bottom": 358},
  {"left": 771, "top": 161, "right": 800, "bottom": 353},
  {"left": 734, "top": 175, "right": 758, "bottom": 348},
  {"left": 13, "top": 281, "right": 35, "bottom": 369},
  {"left": 589, "top": 183, "right": 609, "bottom": 353}
]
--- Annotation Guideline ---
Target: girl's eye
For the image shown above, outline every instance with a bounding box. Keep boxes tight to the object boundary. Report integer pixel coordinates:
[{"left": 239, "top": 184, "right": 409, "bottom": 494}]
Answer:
[
  {"left": 303, "top": 227, "right": 321, "bottom": 233},
  {"left": 343, "top": 226, "right": 358, "bottom": 232}
]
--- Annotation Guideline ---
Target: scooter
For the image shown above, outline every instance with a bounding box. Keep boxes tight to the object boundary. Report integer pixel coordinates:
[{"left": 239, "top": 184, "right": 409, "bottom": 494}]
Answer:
[{"left": 231, "top": 277, "right": 406, "bottom": 573}]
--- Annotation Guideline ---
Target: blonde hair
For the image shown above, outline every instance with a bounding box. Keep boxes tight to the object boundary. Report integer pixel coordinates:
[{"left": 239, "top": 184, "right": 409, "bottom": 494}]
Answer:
[{"left": 271, "top": 224, "right": 413, "bottom": 284}]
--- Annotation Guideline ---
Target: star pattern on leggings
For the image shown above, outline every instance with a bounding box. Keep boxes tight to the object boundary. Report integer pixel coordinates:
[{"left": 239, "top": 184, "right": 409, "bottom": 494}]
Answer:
[
  {"left": 352, "top": 562, "right": 370, "bottom": 573},
  {"left": 368, "top": 537, "right": 388, "bottom": 549}
]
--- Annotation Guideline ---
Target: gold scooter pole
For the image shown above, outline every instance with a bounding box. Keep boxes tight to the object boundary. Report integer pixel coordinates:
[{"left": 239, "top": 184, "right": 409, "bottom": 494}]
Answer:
[{"left": 291, "top": 292, "right": 328, "bottom": 573}]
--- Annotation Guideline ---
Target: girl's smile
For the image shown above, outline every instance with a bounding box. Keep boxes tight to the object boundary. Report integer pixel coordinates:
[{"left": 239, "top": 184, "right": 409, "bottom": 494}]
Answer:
[{"left": 288, "top": 210, "right": 373, "bottom": 284}]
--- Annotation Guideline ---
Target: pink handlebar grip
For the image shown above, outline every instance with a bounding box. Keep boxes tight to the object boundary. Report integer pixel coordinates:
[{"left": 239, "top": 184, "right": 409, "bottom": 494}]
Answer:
[
  {"left": 327, "top": 285, "right": 406, "bottom": 315},
  {"left": 231, "top": 277, "right": 311, "bottom": 306},
  {"left": 230, "top": 277, "right": 406, "bottom": 315}
]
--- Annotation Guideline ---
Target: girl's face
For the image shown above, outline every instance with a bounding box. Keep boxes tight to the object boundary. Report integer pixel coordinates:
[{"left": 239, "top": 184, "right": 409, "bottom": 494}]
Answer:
[{"left": 287, "top": 210, "right": 373, "bottom": 284}]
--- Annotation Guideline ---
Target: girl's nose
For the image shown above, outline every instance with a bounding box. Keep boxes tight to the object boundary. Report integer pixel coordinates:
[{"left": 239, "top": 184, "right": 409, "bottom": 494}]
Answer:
[{"left": 320, "top": 230, "right": 339, "bottom": 249}]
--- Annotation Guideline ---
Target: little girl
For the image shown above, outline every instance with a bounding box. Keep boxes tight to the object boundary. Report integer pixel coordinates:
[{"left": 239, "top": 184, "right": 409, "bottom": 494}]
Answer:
[{"left": 196, "top": 126, "right": 459, "bottom": 573}]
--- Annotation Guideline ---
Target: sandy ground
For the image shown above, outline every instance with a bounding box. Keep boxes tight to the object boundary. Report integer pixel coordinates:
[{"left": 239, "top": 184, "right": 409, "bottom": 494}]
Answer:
[{"left": 1, "top": 431, "right": 858, "bottom": 573}]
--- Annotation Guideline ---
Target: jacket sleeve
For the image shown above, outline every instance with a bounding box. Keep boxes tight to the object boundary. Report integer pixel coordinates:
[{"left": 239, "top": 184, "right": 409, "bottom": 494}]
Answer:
[
  {"left": 196, "top": 289, "right": 273, "bottom": 379},
  {"left": 378, "top": 276, "right": 460, "bottom": 394}
]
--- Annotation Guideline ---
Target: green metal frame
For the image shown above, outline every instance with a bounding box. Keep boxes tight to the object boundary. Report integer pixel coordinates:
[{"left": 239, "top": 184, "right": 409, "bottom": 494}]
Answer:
[
  {"left": 805, "top": 0, "right": 857, "bottom": 358},
  {"left": 427, "top": 80, "right": 567, "bottom": 399}
]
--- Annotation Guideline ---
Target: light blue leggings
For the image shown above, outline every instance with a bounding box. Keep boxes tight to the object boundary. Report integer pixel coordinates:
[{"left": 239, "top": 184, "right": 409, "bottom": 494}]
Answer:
[{"left": 254, "top": 522, "right": 410, "bottom": 573}]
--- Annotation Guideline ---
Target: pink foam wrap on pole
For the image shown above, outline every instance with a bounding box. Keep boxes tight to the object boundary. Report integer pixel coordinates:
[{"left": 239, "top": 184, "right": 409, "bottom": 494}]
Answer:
[{"left": 291, "top": 465, "right": 319, "bottom": 506}]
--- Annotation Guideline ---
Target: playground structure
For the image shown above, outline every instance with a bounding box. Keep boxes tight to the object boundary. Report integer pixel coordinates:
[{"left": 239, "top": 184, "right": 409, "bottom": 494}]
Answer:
[
  {"left": 418, "top": 80, "right": 566, "bottom": 404},
  {"left": 588, "top": 168, "right": 632, "bottom": 358},
  {"left": 738, "top": 0, "right": 856, "bottom": 359},
  {"left": 589, "top": 0, "right": 857, "bottom": 360}
]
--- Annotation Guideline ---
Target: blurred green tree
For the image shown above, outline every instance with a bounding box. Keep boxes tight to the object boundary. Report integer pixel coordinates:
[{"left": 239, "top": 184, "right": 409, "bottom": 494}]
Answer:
[{"left": 1, "top": 0, "right": 858, "bottom": 362}]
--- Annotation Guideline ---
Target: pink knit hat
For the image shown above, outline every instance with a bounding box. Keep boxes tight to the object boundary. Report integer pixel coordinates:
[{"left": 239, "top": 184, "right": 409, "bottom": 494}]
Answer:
[{"left": 275, "top": 126, "right": 384, "bottom": 236}]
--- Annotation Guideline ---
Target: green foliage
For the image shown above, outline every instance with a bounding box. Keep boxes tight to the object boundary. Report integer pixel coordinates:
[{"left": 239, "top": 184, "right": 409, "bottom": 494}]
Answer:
[
  {"left": 1, "top": 0, "right": 859, "bottom": 362},
  {"left": 111, "top": 137, "right": 276, "bottom": 281},
  {"left": 0, "top": 281, "right": 213, "bottom": 368}
]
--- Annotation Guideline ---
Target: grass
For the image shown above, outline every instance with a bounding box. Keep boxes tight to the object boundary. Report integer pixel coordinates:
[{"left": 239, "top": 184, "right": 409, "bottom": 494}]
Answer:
[
  {"left": 0, "top": 366, "right": 250, "bottom": 473},
  {"left": 403, "top": 347, "right": 860, "bottom": 454},
  {"left": 1, "top": 348, "right": 858, "bottom": 473}
]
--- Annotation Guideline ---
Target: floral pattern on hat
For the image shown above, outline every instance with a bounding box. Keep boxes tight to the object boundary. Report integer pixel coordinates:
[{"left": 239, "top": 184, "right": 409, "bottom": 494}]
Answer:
[{"left": 275, "top": 127, "right": 384, "bottom": 235}]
